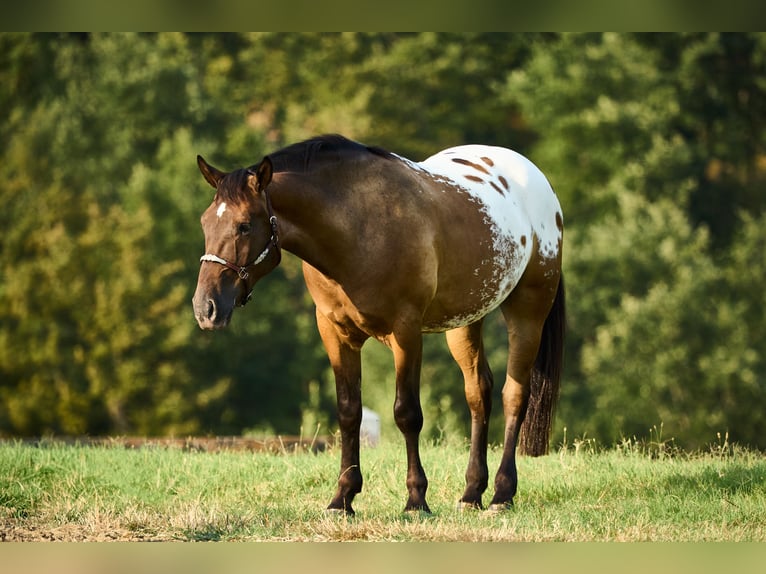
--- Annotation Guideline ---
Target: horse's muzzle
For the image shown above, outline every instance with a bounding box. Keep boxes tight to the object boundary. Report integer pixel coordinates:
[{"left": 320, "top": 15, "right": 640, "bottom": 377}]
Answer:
[{"left": 193, "top": 294, "right": 233, "bottom": 330}]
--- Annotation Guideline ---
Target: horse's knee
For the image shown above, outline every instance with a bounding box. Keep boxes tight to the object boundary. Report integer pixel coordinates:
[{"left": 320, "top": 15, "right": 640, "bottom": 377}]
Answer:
[{"left": 393, "top": 399, "right": 423, "bottom": 434}]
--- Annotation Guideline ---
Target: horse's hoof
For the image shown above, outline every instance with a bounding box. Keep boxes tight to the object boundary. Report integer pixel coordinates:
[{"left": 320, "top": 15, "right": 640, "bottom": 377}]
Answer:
[
  {"left": 403, "top": 505, "right": 432, "bottom": 517},
  {"left": 486, "top": 501, "right": 513, "bottom": 513},
  {"left": 325, "top": 507, "right": 354, "bottom": 518},
  {"left": 456, "top": 500, "right": 483, "bottom": 512}
]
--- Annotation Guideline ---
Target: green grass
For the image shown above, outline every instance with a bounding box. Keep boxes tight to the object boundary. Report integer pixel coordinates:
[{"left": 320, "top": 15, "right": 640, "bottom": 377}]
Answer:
[{"left": 1, "top": 437, "right": 765, "bottom": 541}]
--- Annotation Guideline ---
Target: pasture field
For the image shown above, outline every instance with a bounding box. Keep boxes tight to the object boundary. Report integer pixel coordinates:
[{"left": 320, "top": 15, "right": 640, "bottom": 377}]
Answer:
[{"left": 1, "top": 436, "right": 765, "bottom": 542}]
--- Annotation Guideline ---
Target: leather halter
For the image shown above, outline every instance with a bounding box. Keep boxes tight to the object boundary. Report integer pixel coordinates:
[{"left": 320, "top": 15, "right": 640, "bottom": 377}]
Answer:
[{"left": 199, "top": 177, "right": 281, "bottom": 306}]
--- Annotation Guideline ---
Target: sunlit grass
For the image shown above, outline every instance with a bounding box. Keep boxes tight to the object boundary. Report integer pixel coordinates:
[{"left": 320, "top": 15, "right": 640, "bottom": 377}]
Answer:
[{"left": 1, "top": 437, "right": 765, "bottom": 541}]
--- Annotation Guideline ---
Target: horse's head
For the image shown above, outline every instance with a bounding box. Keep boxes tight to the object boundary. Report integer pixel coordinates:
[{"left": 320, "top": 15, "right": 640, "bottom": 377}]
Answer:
[{"left": 192, "top": 156, "right": 280, "bottom": 330}]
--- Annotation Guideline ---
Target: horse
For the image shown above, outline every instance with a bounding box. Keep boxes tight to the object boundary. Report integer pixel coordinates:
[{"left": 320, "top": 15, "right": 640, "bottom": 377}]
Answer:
[{"left": 192, "top": 135, "right": 565, "bottom": 515}]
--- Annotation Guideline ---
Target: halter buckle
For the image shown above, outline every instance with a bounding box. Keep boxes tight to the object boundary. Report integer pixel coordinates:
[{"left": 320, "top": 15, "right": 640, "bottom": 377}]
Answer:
[{"left": 237, "top": 268, "right": 250, "bottom": 280}]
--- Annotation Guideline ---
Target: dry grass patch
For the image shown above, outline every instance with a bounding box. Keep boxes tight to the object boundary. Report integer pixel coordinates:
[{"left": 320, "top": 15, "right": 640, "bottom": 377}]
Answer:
[{"left": 2, "top": 438, "right": 765, "bottom": 541}]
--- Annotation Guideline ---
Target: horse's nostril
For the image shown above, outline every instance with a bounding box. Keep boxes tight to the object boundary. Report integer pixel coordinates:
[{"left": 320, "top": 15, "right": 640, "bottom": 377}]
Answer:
[{"left": 206, "top": 299, "right": 216, "bottom": 320}]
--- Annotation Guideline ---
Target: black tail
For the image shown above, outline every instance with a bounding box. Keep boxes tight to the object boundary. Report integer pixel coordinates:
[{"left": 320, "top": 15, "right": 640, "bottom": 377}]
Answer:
[{"left": 519, "top": 274, "right": 566, "bottom": 456}]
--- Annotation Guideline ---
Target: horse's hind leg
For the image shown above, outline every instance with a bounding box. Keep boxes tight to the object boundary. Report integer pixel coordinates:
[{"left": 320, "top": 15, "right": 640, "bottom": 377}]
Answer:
[
  {"left": 446, "top": 321, "right": 493, "bottom": 510},
  {"left": 490, "top": 283, "right": 554, "bottom": 510},
  {"left": 316, "top": 310, "right": 366, "bottom": 516}
]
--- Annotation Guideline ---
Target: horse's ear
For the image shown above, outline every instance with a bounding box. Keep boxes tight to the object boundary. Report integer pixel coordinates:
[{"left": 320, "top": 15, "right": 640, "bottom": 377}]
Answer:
[
  {"left": 252, "top": 157, "right": 273, "bottom": 192},
  {"left": 197, "top": 155, "right": 225, "bottom": 189}
]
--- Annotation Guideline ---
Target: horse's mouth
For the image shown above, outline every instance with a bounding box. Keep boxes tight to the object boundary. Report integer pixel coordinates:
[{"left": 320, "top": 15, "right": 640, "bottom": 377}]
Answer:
[
  {"left": 193, "top": 297, "right": 234, "bottom": 330},
  {"left": 196, "top": 315, "right": 231, "bottom": 331}
]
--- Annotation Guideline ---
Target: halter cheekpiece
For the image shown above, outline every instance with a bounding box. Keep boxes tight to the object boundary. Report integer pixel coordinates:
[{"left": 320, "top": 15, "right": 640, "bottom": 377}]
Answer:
[
  {"left": 199, "top": 171, "right": 280, "bottom": 305},
  {"left": 199, "top": 215, "right": 278, "bottom": 281}
]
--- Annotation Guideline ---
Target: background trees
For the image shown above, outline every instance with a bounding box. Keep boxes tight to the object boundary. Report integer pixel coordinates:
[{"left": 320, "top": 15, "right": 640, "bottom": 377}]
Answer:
[
  {"left": 1, "top": 33, "right": 764, "bottom": 450},
  {"left": 504, "top": 33, "right": 766, "bottom": 448}
]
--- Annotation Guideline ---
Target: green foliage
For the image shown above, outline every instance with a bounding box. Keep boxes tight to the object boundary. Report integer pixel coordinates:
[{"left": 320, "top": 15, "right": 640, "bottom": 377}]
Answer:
[
  {"left": 574, "top": 195, "right": 722, "bottom": 444},
  {"left": 1, "top": 33, "right": 765, "bottom": 451},
  {"left": 504, "top": 32, "right": 766, "bottom": 449},
  {"left": 0, "top": 33, "right": 326, "bottom": 436}
]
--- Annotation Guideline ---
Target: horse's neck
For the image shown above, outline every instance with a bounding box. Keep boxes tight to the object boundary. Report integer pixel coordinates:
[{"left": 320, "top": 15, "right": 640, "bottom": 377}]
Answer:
[{"left": 270, "top": 172, "right": 358, "bottom": 279}]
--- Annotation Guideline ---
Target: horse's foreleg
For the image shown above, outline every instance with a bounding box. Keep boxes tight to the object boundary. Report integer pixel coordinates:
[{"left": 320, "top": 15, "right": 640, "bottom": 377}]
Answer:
[
  {"left": 446, "top": 322, "right": 493, "bottom": 510},
  {"left": 316, "top": 311, "right": 365, "bottom": 516},
  {"left": 390, "top": 325, "right": 430, "bottom": 513}
]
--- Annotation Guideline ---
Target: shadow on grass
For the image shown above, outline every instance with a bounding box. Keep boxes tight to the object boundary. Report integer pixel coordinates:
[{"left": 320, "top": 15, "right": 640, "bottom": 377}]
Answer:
[
  {"left": 662, "top": 463, "right": 766, "bottom": 496},
  {"left": 179, "top": 526, "right": 227, "bottom": 542},
  {"left": 178, "top": 514, "right": 255, "bottom": 541}
]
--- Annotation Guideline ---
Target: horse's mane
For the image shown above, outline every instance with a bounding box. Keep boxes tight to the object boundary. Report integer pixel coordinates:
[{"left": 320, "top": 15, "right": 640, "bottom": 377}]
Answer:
[
  {"left": 264, "top": 134, "right": 394, "bottom": 174},
  {"left": 215, "top": 135, "right": 393, "bottom": 203}
]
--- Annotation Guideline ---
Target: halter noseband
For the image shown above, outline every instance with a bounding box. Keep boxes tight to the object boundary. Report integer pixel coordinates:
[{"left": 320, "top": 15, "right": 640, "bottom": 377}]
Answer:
[{"left": 199, "top": 178, "right": 281, "bottom": 305}]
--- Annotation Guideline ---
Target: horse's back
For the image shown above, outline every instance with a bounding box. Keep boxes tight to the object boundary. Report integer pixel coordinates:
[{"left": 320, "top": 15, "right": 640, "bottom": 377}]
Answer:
[{"left": 419, "top": 145, "right": 562, "bottom": 259}]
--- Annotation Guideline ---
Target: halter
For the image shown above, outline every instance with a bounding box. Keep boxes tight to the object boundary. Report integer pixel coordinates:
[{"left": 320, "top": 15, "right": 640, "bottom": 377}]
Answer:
[{"left": 199, "top": 179, "right": 281, "bottom": 305}]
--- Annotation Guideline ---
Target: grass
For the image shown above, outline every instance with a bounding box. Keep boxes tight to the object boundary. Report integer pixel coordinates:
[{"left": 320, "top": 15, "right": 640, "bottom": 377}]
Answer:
[{"left": 1, "top": 436, "right": 765, "bottom": 541}]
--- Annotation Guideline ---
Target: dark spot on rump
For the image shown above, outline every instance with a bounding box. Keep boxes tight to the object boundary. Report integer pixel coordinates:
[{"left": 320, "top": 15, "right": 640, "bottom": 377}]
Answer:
[
  {"left": 452, "top": 157, "right": 490, "bottom": 175},
  {"left": 490, "top": 181, "right": 504, "bottom": 194},
  {"left": 555, "top": 211, "right": 563, "bottom": 230},
  {"left": 464, "top": 174, "right": 484, "bottom": 183},
  {"left": 521, "top": 235, "right": 527, "bottom": 246},
  {"left": 498, "top": 175, "right": 509, "bottom": 190},
  {"left": 481, "top": 156, "right": 494, "bottom": 167}
]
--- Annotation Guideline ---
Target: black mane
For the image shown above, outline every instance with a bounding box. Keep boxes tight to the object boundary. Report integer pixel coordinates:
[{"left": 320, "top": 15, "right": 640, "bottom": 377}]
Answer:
[
  {"left": 215, "top": 135, "right": 393, "bottom": 203},
  {"left": 264, "top": 134, "right": 394, "bottom": 174}
]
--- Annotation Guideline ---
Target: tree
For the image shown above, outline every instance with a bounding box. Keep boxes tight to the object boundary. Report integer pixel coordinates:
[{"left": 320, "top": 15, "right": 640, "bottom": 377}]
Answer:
[
  {"left": 357, "top": 32, "right": 539, "bottom": 158},
  {"left": 658, "top": 33, "right": 766, "bottom": 248},
  {"left": 2, "top": 33, "right": 764, "bottom": 449},
  {"left": 0, "top": 34, "right": 208, "bottom": 434},
  {"left": 0, "top": 33, "right": 330, "bottom": 436},
  {"left": 503, "top": 33, "right": 766, "bottom": 448}
]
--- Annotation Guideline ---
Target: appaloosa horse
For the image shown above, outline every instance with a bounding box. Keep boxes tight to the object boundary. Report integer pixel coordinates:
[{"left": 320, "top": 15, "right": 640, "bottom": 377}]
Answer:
[{"left": 192, "top": 135, "right": 565, "bottom": 514}]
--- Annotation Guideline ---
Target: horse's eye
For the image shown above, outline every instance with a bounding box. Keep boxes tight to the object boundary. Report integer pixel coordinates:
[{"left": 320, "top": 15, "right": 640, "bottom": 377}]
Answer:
[{"left": 238, "top": 222, "right": 252, "bottom": 235}]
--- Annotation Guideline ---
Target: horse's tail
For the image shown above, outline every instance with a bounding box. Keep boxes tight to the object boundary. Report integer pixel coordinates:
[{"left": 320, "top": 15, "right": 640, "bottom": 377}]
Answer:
[{"left": 519, "top": 274, "right": 566, "bottom": 456}]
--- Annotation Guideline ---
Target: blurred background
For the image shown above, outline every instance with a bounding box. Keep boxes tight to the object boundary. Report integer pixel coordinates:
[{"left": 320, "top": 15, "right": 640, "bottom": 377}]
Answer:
[{"left": 1, "top": 33, "right": 764, "bottom": 450}]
